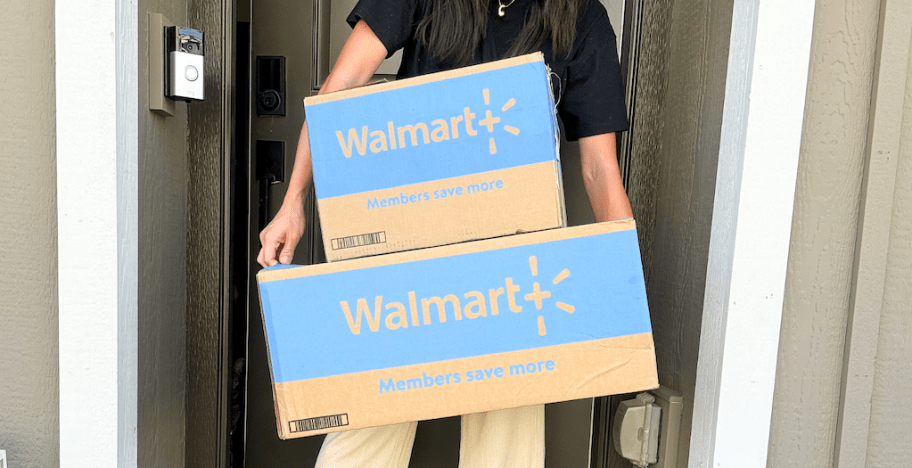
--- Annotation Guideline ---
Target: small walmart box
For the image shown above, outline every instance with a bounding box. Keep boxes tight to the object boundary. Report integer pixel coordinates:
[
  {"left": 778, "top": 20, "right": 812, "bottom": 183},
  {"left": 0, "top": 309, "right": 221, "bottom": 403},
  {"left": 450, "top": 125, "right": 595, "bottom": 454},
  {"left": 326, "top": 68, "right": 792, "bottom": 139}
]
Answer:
[
  {"left": 304, "top": 53, "right": 565, "bottom": 261},
  {"left": 257, "top": 220, "right": 658, "bottom": 439}
]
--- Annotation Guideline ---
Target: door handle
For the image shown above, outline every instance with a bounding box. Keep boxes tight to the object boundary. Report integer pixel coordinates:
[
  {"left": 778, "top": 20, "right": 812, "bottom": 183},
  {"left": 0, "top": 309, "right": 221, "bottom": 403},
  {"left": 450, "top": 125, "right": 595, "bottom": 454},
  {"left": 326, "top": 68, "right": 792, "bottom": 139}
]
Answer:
[{"left": 255, "top": 140, "right": 285, "bottom": 231}]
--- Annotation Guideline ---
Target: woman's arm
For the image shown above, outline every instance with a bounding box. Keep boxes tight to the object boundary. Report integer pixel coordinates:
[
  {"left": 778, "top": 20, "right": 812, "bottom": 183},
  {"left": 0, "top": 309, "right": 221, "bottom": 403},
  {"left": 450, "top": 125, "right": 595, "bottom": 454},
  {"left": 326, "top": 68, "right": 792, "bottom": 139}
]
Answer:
[
  {"left": 578, "top": 132, "right": 633, "bottom": 222},
  {"left": 258, "top": 20, "right": 389, "bottom": 267}
]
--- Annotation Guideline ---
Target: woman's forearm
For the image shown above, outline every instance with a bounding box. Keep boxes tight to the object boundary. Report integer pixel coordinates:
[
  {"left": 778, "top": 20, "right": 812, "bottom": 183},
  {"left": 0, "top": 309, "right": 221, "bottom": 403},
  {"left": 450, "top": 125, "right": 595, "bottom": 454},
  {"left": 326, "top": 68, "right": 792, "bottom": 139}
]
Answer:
[
  {"left": 579, "top": 133, "right": 633, "bottom": 222},
  {"left": 283, "top": 122, "right": 314, "bottom": 207}
]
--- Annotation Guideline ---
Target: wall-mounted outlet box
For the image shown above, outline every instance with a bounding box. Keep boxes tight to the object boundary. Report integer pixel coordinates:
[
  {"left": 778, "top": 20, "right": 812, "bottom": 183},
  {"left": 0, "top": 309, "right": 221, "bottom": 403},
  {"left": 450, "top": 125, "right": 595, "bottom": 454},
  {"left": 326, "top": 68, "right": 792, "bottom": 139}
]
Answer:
[
  {"left": 612, "top": 385, "right": 683, "bottom": 468},
  {"left": 650, "top": 386, "right": 683, "bottom": 468}
]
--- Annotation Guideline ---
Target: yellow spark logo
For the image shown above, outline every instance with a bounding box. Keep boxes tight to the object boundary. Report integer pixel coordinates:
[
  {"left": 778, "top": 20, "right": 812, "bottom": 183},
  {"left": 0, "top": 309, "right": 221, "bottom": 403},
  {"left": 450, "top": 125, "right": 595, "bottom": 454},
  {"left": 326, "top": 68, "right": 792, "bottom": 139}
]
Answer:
[
  {"left": 524, "top": 256, "right": 574, "bottom": 336},
  {"left": 479, "top": 88, "right": 521, "bottom": 155}
]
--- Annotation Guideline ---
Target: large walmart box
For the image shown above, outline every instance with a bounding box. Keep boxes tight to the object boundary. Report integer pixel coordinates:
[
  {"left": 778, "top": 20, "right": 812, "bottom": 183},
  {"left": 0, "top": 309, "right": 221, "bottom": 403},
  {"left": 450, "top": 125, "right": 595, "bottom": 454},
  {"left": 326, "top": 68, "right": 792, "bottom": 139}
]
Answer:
[
  {"left": 304, "top": 53, "right": 565, "bottom": 261},
  {"left": 257, "top": 220, "right": 658, "bottom": 439}
]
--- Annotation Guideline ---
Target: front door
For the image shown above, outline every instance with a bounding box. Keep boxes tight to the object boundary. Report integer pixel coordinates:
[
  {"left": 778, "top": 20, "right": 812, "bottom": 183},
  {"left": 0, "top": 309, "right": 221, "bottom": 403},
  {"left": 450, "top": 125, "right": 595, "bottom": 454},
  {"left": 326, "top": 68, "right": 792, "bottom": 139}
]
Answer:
[{"left": 237, "top": 0, "right": 627, "bottom": 464}]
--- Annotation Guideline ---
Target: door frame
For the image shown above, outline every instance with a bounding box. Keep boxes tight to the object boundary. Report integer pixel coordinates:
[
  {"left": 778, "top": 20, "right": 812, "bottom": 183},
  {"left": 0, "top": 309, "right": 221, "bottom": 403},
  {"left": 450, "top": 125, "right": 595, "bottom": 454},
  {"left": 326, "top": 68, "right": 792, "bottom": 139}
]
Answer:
[
  {"left": 690, "top": 0, "right": 815, "bottom": 466},
  {"left": 48, "top": 0, "right": 817, "bottom": 465}
]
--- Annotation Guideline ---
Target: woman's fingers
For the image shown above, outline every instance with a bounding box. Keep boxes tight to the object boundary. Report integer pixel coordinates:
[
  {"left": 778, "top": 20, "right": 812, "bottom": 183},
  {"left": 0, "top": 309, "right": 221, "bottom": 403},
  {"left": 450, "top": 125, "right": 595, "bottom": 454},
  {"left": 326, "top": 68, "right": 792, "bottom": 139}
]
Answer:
[
  {"left": 257, "top": 231, "right": 269, "bottom": 267},
  {"left": 279, "top": 237, "right": 299, "bottom": 265},
  {"left": 261, "top": 239, "right": 280, "bottom": 267},
  {"left": 257, "top": 206, "right": 307, "bottom": 268}
]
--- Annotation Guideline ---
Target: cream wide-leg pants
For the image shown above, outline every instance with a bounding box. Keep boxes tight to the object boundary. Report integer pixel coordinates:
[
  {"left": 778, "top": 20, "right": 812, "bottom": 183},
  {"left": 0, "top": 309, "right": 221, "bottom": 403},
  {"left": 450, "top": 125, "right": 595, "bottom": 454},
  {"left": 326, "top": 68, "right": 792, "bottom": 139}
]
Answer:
[{"left": 314, "top": 405, "right": 544, "bottom": 468}]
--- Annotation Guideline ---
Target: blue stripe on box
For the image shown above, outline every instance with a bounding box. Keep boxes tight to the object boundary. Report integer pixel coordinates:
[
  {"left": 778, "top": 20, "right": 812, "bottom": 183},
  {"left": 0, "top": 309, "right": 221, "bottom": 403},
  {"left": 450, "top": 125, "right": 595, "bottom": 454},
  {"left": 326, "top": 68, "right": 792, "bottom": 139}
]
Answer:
[
  {"left": 305, "top": 60, "right": 558, "bottom": 199},
  {"left": 259, "top": 229, "right": 651, "bottom": 384}
]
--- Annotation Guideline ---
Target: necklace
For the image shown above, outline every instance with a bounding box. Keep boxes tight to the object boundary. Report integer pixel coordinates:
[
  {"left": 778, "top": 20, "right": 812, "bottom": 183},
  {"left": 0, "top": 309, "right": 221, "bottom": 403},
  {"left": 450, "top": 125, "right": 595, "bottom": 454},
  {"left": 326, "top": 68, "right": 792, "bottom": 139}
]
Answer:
[{"left": 497, "top": 0, "right": 517, "bottom": 16}]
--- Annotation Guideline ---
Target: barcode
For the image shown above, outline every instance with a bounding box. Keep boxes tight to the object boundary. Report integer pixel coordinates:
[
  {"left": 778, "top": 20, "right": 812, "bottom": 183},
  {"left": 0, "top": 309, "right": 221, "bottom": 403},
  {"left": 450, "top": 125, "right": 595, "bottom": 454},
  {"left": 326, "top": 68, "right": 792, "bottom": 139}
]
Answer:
[
  {"left": 289, "top": 413, "right": 350, "bottom": 433},
  {"left": 331, "top": 231, "right": 387, "bottom": 250}
]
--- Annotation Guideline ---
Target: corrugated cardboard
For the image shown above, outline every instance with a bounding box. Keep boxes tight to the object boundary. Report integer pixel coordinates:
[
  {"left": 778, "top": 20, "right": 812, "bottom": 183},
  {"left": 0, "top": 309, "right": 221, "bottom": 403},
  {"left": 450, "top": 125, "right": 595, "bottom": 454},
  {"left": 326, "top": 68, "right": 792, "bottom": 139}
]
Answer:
[
  {"left": 257, "top": 219, "right": 658, "bottom": 439},
  {"left": 304, "top": 53, "right": 565, "bottom": 261}
]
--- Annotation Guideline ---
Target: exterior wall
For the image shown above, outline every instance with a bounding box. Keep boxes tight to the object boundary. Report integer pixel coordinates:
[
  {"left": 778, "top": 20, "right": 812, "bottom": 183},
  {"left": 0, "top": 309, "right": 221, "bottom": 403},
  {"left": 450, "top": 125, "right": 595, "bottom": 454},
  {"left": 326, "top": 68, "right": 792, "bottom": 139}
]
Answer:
[
  {"left": 865, "top": 60, "right": 912, "bottom": 465},
  {"left": 771, "top": 0, "right": 912, "bottom": 466},
  {"left": 136, "top": 0, "right": 190, "bottom": 466},
  {"left": 0, "top": 0, "right": 60, "bottom": 467},
  {"left": 768, "top": 0, "right": 878, "bottom": 465},
  {"left": 616, "top": 0, "right": 733, "bottom": 465}
]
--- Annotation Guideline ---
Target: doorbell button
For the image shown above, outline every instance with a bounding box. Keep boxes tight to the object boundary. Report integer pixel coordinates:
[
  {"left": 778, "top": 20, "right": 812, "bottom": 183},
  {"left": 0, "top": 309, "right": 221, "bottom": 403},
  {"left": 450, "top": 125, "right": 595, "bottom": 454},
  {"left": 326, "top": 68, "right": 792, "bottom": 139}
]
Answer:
[{"left": 185, "top": 65, "right": 199, "bottom": 81}]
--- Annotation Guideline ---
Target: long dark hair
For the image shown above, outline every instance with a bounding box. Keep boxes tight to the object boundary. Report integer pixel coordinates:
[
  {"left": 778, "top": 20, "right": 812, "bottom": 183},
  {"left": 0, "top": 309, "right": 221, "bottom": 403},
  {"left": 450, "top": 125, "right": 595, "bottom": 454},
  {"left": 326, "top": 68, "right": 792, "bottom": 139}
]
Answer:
[{"left": 416, "top": 0, "right": 586, "bottom": 68}]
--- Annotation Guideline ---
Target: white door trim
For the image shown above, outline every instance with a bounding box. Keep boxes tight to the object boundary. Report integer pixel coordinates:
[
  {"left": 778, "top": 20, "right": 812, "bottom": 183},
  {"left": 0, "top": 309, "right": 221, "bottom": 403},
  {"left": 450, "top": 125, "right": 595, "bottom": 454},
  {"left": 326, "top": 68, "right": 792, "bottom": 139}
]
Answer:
[
  {"left": 56, "top": 0, "right": 138, "bottom": 466},
  {"left": 116, "top": 0, "right": 140, "bottom": 466},
  {"left": 690, "top": 0, "right": 816, "bottom": 467}
]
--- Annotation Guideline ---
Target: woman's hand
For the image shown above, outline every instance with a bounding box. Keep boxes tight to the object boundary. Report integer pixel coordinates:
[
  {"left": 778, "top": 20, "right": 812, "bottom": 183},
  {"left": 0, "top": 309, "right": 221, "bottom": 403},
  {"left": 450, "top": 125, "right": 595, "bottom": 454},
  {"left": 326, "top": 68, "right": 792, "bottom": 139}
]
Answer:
[
  {"left": 257, "top": 121, "right": 313, "bottom": 267},
  {"left": 257, "top": 195, "right": 307, "bottom": 267}
]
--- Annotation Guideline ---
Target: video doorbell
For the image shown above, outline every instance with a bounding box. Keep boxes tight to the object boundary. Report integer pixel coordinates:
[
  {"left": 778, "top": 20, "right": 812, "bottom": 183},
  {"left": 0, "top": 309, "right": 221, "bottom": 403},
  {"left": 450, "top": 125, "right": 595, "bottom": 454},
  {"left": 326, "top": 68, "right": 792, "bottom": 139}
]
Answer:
[{"left": 165, "top": 26, "right": 204, "bottom": 101}]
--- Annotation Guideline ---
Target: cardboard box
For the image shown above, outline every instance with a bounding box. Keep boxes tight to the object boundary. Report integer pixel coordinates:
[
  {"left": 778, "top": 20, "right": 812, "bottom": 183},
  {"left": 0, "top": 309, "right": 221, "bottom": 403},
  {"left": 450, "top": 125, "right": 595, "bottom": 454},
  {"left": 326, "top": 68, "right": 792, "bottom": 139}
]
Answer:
[
  {"left": 304, "top": 53, "right": 565, "bottom": 261},
  {"left": 257, "top": 219, "right": 658, "bottom": 439}
]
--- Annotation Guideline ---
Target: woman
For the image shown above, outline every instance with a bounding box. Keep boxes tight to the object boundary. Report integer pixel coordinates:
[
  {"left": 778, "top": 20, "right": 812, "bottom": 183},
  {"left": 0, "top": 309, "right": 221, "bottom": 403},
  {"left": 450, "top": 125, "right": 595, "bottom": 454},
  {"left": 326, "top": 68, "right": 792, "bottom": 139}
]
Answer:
[{"left": 258, "top": 0, "right": 631, "bottom": 465}]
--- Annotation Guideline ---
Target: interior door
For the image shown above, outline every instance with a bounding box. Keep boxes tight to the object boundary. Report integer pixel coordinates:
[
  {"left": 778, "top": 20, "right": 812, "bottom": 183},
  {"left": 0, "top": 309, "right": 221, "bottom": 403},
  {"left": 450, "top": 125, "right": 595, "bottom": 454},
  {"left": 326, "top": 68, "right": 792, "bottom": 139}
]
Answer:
[{"left": 241, "top": 0, "right": 628, "bottom": 465}]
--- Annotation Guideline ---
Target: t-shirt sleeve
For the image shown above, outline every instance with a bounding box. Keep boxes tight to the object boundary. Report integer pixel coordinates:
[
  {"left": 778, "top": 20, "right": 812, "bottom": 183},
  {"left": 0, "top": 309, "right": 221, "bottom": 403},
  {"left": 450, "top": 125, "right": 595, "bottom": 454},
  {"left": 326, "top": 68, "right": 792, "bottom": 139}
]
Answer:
[
  {"left": 347, "top": 0, "right": 419, "bottom": 58},
  {"left": 558, "top": 3, "right": 629, "bottom": 140}
]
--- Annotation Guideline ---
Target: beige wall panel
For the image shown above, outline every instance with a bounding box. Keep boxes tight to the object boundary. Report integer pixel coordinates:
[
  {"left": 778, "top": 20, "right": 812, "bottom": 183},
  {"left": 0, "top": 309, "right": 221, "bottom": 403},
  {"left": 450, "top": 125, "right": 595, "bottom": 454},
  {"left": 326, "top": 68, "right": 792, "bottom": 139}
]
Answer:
[
  {"left": 614, "top": 0, "right": 732, "bottom": 466},
  {"left": 768, "top": 0, "right": 880, "bottom": 465},
  {"left": 0, "top": 1, "right": 59, "bottom": 466},
  {"left": 137, "top": 0, "right": 190, "bottom": 466},
  {"left": 863, "top": 46, "right": 912, "bottom": 468}
]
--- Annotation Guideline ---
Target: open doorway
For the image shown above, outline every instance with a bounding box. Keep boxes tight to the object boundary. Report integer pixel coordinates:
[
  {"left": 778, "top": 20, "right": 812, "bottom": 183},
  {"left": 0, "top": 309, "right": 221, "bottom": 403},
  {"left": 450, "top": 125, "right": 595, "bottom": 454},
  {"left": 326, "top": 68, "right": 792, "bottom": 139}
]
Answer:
[{"left": 229, "top": 0, "right": 636, "bottom": 466}]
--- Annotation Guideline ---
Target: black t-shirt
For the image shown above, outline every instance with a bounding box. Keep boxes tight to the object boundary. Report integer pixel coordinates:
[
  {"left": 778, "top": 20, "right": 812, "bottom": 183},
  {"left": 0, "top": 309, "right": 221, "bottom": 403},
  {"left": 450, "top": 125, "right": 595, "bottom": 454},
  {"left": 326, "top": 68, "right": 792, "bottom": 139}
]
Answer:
[{"left": 347, "top": 0, "right": 629, "bottom": 140}]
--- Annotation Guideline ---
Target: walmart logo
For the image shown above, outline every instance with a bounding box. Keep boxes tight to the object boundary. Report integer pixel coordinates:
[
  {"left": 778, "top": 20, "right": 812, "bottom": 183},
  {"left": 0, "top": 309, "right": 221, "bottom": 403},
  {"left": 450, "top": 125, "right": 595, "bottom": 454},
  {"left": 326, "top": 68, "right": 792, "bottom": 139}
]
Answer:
[
  {"left": 334, "top": 88, "right": 520, "bottom": 158},
  {"left": 339, "top": 255, "right": 574, "bottom": 337}
]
